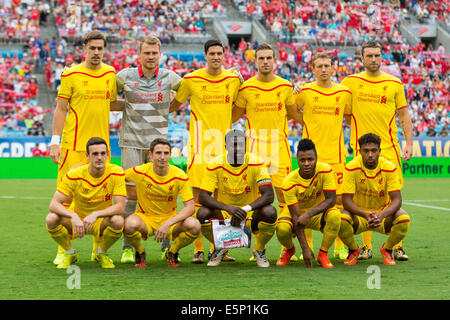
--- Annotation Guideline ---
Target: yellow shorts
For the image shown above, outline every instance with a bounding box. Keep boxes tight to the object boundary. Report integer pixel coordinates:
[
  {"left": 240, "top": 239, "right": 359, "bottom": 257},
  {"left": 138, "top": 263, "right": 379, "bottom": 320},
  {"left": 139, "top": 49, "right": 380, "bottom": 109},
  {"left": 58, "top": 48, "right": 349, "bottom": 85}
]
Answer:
[
  {"left": 329, "top": 162, "right": 344, "bottom": 196},
  {"left": 248, "top": 138, "right": 292, "bottom": 188},
  {"left": 69, "top": 216, "right": 104, "bottom": 239},
  {"left": 136, "top": 211, "right": 178, "bottom": 240},
  {"left": 187, "top": 151, "right": 218, "bottom": 188},
  {"left": 57, "top": 149, "right": 88, "bottom": 187},
  {"left": 381, "top": 147, "right": 403, "bottom": 188},
  {"left": 341, "top": 204, "right": 391, "bottom": 235},
  {"left": 277, "top": 206, "right": 340, "bottom": 232},
  {"left": 351, "top": 215, "right": 387, "bottom": 235}
]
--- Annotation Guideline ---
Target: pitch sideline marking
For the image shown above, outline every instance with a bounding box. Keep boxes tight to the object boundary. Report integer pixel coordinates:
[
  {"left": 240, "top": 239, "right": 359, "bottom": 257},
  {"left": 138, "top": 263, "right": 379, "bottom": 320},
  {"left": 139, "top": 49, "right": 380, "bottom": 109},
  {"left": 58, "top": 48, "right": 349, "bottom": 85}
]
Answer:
[{"left": 402, "top": 201, "right": 450, "bottom": 212}]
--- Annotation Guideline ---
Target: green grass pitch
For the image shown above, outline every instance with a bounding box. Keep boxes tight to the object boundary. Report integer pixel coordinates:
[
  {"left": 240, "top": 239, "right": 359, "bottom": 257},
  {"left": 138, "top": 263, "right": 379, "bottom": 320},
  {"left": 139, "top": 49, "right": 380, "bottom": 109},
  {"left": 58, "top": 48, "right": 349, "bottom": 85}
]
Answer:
[{"left": 0, "top": 178, "right": 449, "bottom": 300}]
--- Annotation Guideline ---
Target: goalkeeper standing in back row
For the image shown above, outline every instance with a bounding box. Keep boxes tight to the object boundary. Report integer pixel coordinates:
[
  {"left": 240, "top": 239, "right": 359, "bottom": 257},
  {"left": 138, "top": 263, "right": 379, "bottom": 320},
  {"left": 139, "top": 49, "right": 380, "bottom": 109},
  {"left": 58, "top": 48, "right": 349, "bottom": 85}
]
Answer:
[{"left": 114, "top": 36, "right": 182, "bottom": 263}]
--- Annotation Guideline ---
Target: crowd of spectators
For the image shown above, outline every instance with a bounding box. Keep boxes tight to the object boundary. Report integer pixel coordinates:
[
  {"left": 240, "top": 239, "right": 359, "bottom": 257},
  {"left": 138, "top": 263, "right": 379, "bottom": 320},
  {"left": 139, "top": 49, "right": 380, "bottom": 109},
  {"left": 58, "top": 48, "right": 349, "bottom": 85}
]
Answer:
[
  {"left": 410, "top": 0, "right": 449, "bottom": 26},
  {"left": 0, "top": 0, "right": 50, "bottom": 43},
  {"left": 236, "top": 0, "right": 406, "bottom": 46},
  {"left": 52, "top": 0, "right": 226, "bottom": 44},
  {"left": 0, "top": 50, "right": 49, "bottom": 138},
  {"left": 1, "top": 0, "right": 448, "bottom": 146}
]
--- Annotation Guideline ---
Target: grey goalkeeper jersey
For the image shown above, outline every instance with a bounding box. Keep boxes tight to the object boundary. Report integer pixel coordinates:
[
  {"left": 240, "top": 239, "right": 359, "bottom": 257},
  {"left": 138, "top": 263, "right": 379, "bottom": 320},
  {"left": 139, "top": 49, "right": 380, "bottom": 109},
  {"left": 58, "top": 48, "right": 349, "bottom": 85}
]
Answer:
[{"left": 117, "top": 66, "right": 181, "bottom": 149}]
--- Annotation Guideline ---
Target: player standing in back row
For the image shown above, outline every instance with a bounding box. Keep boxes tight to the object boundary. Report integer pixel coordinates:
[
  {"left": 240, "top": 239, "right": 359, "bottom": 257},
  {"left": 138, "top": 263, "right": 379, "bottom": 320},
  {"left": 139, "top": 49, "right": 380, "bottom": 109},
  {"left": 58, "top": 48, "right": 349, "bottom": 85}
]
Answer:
[
  {"left": 114, "top": 36, "right": 182, "bottom": 263},
  {"left": 170, "top": 40, "right": 242, "bottom": 263},
  {"left": 232, "top": 43, "right": 302, "bottom": 261},
  {"left": 341, "top": 41, "right": 413, "bottom": 261},
  {"left": 289, "top": 52, "right": 352, "bottom": 263},
  {"left": 49, "top": 30, "right": 119, "bottom": 265}
]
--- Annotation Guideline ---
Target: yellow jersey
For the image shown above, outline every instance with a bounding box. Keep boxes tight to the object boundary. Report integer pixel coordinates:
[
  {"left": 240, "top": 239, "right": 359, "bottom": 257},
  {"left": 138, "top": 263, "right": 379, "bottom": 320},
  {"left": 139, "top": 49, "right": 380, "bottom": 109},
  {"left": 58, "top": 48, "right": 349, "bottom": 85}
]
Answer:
[
  {"left": 57, "top": 63, "right": 117, "bottom": 151},
  {"left": 174, "top": 68, "right": 241, "bottom": 159},
  {"left": 282, "top": 162, "right": 336, "bottom": 213},
  {"left": 341, "top": 72, "right": 407, "bottom": 159},
  {"left": 125, "top": 163, "right": 193, "bottom": 218},
  {"left": 235, "top": 75, "right": 296, "bottom": 142},
  {"left": 200, "top": 153, "right": 271, "bottom": 208},
  {"left": 295, "top": 81, "right": 352, "bottom": 164},
  {"left": 343, "top": 155, "right": 401, "bottom": 211},
  {"left": 57, "top": 163, "right": 127, "bottom": 219}
]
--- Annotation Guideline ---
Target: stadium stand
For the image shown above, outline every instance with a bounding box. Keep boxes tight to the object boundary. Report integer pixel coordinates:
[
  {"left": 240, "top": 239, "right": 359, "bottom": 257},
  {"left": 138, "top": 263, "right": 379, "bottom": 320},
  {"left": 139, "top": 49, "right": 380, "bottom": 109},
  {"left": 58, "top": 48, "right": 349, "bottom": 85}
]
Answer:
[{"left": 1, "top": 0, "right": 448, "bottom": 144}]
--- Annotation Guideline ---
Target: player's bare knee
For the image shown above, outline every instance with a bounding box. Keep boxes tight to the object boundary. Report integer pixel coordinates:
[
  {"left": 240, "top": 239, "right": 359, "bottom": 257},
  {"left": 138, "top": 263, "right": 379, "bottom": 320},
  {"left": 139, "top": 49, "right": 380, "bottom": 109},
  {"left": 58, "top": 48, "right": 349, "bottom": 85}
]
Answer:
[
  {"left": 260, "top": 205, "right": 277, "bottom": 224},
  {"left": 184, "top": 217, "right": 201, "bottom": 235},
  {"left": 196, "top": 206, "right": 212, "bottom": 223},
  {"left": 394, "top": 208, "right": 409, "bottom": 220},
  {"left": 124, "top": 215, "right": 140, "bottom": 234},
  {"left": 46, "top": 212, "right": 60, "bottom": 228},
  {"left": 109, "top": 215, "right": 124, "bottom": 229}
]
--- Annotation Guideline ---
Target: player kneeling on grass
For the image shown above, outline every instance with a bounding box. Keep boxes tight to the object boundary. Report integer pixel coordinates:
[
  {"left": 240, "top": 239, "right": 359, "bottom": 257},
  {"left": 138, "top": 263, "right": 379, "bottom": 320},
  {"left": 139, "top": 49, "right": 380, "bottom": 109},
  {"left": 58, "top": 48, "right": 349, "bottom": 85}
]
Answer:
[
  {"left": 122, "top": 138, "right": 200, "bottom": 268},
  {"left": 279, "top": 138, "right": 341, "bottom": 269},
  {"left": 46, "top": 137, "right": 126, "bottom": 269},
  {"left": 196, "top": 130, "right": 277, "bottom": 267},
  {"left": 338, "top": 133, "right": 411, "bottom": 266}
]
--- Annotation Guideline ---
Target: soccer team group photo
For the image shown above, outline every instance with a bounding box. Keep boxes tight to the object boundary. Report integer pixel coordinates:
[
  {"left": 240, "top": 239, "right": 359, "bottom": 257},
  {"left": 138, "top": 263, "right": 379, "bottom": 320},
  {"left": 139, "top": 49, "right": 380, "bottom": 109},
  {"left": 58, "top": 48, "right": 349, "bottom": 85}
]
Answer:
[{"left": 0, "top": 0, "right": 449, "bottom": 301}]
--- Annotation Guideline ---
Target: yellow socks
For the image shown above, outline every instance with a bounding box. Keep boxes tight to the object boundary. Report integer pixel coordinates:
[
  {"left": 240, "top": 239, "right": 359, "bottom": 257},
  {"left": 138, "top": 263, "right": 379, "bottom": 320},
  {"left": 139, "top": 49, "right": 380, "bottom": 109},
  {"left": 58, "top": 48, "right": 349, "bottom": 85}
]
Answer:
[
  {"left": 170, "top": 231, "right": 197, "bottom": 254},
  {"left": 384, "top": 215, "right": 410, "bottom": 250},
  {"left": 193, "top": 203, "right": 205, "bottom": 252},
  {"left": 124, "top": 231, "right": 145, "bottom": 254},
  {"left": 276, "top": 219, "right": 294, "bottom": 249},
  {"left": 362, "top": 231, "right": 372, "bottom": 249},
  {"left": 47, "top": 225, "right": 72, "bottom": 251},
  {"left": 254, "top": 221, "right": 276, "bottom": 251},
  {"left": 200, "top": 222, "right": 214, "bottom": 244},
  {"left": 305, "top": 228, "right": 314, "bottom": 250},
  {"left": 338, "top": 215, "right": 359, "bottom": 251},
  {"left": 320, "top": 209, "right": 340, "bottom": 252},
  {"left": 99, "top": 226, "right": 123, "bottom": 253}
]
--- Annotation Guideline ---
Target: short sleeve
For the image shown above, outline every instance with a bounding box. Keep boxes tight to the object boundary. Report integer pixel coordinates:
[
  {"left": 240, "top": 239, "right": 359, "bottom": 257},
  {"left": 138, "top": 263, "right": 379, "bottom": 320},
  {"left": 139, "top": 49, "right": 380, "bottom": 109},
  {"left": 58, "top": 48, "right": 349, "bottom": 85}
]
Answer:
[
  {"left": 200, "top": 165, "right": 218, "bottom": 193},
  {"left": 255, "top": 164, "right": 271, "bottom": 186},
  {"left": 344, "top": 91, "right": 352, "bottom": 115},
  {"left": 173, "top": 78, "right": 191, "bottom": 103},
  {"left": 178, "top": 177, "right": 194, "bottom": 202},
  {"left": 109, "top": 73, "right": 117, "bottom": 102},
  {"left": 169, "top": 70, "right": 182, "bottom": 91},
  {"left": 395, "top": 83, "right": 408, "bottom": 110},
  {"left": 57, "top": 71, "right": 72, "bottom": 100},
  {"left": 285, "top": 86, "right": 296, "bottom": 106},
  {"left": 386, "top": 167, "right": 402, "bottom": 193},
  {"left": 322, "top": 169, "right": 337, "bottom": 192},
  {"left": 112, "top": 170, "right": 127, "bottom": 197},
  {"left": 116, "top": 68, "right": 126, "bottom": 92},
  {"left": 343, "top": 166, "right": 356, "bottom": 195},
  {"left": 124, "top": 167, "right": 138, "bottom": 184},
  {"left": 234, "top": 89, "right": 247, "bottom": 109},
  {"left": 57, "top": 174, "right": 74, "bottom": 197},
  {"left": 294, "top": 92, "right": 305, "bottom": 109}
]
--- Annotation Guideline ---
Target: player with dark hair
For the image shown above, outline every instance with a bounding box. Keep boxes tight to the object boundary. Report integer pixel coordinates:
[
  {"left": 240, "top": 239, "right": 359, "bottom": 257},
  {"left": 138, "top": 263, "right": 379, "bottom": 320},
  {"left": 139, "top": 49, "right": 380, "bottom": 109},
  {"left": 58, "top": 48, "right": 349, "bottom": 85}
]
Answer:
[
  {"left": 341, "top": 40, "right": 413, "bottom": 261},
  {"left": 123, "top": 138, "right": 199, "bottom": 268},
  {"left": 170, "top": 40, "right": 242, "bottom": 263},
  {"left": 46, "top": 137, "right": 126, "bottom": 269},
  {"left": 232, "top": 42, "right": 302, "bottom": 262},
  {"left": 281, "top": 139, "right": 341, "bottom": 268},
  {"left": 114, "top": 35, "right": 183, "bottom": 264},
  {"left": 49, "top": 30, "right": 119, "bottom": 265},
  {"left": 290, "top": 51, "right": 352, "bottom": 262},
  {"left": 338, "top": 133, "right": 411, "bottom": 266},
  {"left": 197, "top": 130, "right": 276, "bottom": 267}
]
